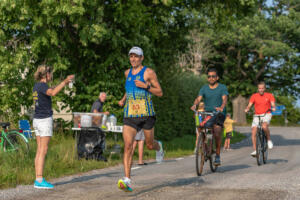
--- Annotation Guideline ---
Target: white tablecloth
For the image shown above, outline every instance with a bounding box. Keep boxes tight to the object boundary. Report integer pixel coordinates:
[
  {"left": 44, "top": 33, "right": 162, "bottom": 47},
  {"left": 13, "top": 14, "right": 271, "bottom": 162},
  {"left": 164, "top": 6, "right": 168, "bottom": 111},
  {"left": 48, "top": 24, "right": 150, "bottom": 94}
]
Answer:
[{"left": 71, "top": 125, "right": 123, "bottom": 133}]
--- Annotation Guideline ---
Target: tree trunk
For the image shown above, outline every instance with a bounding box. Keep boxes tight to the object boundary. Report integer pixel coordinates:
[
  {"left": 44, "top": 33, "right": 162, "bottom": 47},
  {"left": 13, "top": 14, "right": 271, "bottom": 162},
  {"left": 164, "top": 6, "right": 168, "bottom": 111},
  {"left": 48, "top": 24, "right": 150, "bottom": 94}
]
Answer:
[{"left": 232, "top": 95, "right": 248, "bottom": 125}]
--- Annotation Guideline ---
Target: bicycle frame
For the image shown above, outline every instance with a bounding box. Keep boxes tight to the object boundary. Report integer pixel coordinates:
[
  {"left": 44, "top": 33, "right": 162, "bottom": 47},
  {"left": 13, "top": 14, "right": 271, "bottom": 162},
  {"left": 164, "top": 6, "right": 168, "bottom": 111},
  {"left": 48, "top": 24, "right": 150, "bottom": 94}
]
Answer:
[
  {"left": 194, "top": 111, "right": 218, "bottom": 175},
  {"left": 253, "top": 111, "right": 270, "bottom": 165}
]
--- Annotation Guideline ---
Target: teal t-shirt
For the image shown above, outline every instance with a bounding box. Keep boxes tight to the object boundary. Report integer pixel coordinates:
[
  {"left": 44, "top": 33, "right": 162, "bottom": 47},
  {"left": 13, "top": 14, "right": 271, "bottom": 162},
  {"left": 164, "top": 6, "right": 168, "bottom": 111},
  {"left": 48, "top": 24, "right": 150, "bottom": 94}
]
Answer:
[{"left": 198, "top": 83, "right": 228, "bottom": 115}]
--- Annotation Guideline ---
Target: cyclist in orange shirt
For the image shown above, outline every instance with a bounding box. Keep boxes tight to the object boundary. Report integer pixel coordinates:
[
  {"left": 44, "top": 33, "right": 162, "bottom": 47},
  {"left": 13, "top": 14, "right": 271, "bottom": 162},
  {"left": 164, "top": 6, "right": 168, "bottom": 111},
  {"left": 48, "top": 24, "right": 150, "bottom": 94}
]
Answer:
[{"left": 245, "top": 82, "right": 276, "bottom": 157}]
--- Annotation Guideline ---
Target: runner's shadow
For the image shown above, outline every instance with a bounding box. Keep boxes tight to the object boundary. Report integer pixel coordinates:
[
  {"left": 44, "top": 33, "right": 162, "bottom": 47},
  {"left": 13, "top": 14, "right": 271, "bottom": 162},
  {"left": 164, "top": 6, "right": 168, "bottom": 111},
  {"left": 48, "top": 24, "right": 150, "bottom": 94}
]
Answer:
[
  {"left": 132, "top": 177, "right": 205, "bottom": 196},
  {"left": 136, "top": 160, "right": 177, "bottom": 166},
  {"left": 54, "top": 171, "right": 119, "bottom": 186}
]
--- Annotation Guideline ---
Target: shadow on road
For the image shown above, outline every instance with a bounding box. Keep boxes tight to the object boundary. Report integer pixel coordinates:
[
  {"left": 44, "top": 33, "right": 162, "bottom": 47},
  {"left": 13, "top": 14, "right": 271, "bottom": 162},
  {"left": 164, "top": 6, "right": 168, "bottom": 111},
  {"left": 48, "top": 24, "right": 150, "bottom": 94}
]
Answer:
[
  {"left": 231, "top": 133, "right": 300, "bottom": 149},
  {"left": 267, "top": 159, "right": 288, "bottom": 164},
  {"left": 132, "top": 177, "right": 205, "bottom": 196},
  {"left": 271, "top": 134, "right": 300, "bottom": 147},
  {"left": 54, "top": 171, "right": 119, "bottom": 186},
  {"left": 216, "top": 164, "right": 251, "bottom": 173}
]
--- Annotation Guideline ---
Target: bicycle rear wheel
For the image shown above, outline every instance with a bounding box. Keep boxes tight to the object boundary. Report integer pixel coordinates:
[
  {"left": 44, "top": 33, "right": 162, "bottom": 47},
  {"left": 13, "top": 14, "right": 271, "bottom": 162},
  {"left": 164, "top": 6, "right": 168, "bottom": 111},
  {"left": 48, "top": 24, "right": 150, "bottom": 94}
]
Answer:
[
  {"left": 4, "top": 133, "right": 29, "bottom": 153},
  {"left": 256, "top": 132, "right": 263, "bottom": 166},
  {"left": 209, "top": 135, "right": 218, "bottom": 172},
  {"left": 262, "top": 132, "right": 268, "bottom": 164},
  {"left": 195, "top": 133, "right": 205, "bottom": 176}
]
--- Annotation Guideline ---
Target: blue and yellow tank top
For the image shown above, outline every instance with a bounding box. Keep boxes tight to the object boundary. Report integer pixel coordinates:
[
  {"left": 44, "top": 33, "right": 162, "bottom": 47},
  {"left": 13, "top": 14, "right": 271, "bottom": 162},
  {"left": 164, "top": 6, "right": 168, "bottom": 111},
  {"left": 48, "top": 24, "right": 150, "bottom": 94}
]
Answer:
[{"left": 124, "top": 66, "right": 155, "bottom": 118}]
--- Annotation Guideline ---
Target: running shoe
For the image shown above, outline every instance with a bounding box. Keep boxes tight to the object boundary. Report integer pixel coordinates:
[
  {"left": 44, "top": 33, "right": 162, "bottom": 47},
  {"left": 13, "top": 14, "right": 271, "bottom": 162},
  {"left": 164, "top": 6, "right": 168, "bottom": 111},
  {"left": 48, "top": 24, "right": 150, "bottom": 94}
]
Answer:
[
  {"left": 268, "top": 140, "right": 273, "bottom": 149},
  {"left": 251, "top": 150, "right": 257, "bottom": 157},
  {"left": 34, "top": 178, "right": 54, "bottom": 189},
  {"left": 118, "top": 178, "right": 132, "bottom": 192},
  {"left": 156, "top": 141, "right": 164, "bottom": 163},
  {"left": 214, "top": 155, "right": 221, "bottom": 166}
]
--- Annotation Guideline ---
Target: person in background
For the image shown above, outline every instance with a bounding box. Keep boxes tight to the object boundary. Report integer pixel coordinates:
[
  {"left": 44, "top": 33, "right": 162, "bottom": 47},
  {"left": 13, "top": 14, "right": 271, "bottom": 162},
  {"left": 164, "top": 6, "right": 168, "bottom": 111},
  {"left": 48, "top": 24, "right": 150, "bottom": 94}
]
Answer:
[
  {"left": 90, "top": 92, "right": 110, "bottom": 161},
  {"left": 223, "top": 113, "right": 236, "bottom": 151},
  {"left": 91, "top": 92, "right": 109, "bottom": 115},
  {"left": 91, "top": 92, "right": 109, "bottom": 128},
  {"left": 245, "top": 81, "right": 276, "bottom": 157},
  {"left": 194, "top": 102, "right": 205, "bottom": 153},
  {"left": 33, "top": 65, "right": 74, "bottom": 189},
  {"left": 191, "top": 68, "right": 228, "bottom": 166},
  {"left": 131, "top": 129, "right": 147, "bottom": 165}
]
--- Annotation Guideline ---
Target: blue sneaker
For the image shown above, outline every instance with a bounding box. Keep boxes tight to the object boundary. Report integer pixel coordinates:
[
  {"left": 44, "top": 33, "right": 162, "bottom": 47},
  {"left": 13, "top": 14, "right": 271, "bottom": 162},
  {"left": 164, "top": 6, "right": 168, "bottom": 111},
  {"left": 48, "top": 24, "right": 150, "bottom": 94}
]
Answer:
[
  {"left": 34, "top": 178, "right": 54, "bottom": 189},
  {"left": 214, "top": 155, "right": 221, "bottom": 166},
  {"left": 118, "top": 178, "right": 132, "bottom": 192}
]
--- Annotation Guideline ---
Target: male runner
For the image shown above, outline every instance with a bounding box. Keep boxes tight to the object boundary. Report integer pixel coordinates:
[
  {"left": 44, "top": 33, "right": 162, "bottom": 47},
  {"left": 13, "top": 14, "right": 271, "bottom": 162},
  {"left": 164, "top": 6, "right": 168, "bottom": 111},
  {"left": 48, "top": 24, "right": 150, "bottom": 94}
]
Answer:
[{"left": 117, "top": 46, "right": 164, "bottom": 192}]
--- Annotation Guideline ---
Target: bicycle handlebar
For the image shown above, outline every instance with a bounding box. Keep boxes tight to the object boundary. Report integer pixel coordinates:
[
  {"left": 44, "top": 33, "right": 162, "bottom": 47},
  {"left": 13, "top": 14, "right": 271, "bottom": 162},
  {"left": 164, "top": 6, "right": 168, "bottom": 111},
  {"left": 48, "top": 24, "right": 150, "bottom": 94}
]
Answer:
[
  {"left": 253, "top": 109, "right": 272, "bottom": 117},
  {"left": 193, "top": 110, "right": 220, "bottom": 116}
]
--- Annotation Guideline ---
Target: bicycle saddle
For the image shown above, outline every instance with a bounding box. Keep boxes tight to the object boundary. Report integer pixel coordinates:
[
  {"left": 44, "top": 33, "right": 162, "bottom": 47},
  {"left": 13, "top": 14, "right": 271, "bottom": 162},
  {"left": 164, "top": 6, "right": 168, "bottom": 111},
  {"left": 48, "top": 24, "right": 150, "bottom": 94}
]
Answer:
[{"left": 0, "top": 122, "right": 10, "bottom": 129}]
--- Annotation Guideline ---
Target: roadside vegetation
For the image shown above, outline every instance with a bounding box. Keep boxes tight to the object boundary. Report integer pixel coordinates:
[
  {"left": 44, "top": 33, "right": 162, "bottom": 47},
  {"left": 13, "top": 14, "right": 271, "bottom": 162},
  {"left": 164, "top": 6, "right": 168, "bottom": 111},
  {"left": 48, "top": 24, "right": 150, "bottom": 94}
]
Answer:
[{"left": 0, "top": 130, "right": 246, "bottom": 189}]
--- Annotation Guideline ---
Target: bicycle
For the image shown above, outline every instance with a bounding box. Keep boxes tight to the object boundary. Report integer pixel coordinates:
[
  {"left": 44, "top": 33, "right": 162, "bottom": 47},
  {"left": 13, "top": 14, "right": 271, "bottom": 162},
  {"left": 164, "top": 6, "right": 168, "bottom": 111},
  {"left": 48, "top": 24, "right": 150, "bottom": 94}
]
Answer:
[
  {"left": 0, "top": 122, "right": 29, "bottom": 153},
  {"left": 253, "top": 111, "right": 270, "bottom": 166},
  {"left": 194, "top": 111, "right": 218, "bottom": 176}
]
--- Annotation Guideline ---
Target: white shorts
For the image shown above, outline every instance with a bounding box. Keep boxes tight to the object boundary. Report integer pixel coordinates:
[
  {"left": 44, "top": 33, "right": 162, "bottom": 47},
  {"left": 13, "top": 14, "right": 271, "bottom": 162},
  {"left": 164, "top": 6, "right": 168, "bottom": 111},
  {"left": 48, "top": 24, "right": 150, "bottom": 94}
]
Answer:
[
  {"left": 252, "top": 113, "right": 272, "bottom": 128},
  {"left": 33, "top": 117, "right": 53, "bottom": 137},
  {"left": 135, "top": 129, "right": 145, "bottom": 141}
]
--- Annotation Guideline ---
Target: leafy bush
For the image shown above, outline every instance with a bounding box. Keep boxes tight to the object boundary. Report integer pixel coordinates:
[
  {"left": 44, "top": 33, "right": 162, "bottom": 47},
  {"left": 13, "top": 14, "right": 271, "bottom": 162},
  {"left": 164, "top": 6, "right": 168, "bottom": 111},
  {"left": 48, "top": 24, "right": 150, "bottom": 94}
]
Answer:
[{"left": 154, "top": 72, "right": 207, "bottom": 140}]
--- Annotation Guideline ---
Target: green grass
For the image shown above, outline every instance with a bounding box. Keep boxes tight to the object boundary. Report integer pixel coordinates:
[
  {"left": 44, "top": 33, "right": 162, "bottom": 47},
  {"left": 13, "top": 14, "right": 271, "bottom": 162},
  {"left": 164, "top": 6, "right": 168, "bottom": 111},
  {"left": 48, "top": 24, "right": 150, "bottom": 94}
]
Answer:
[{"left": 0, "top": 131, "right": 246, "bottom": 189}]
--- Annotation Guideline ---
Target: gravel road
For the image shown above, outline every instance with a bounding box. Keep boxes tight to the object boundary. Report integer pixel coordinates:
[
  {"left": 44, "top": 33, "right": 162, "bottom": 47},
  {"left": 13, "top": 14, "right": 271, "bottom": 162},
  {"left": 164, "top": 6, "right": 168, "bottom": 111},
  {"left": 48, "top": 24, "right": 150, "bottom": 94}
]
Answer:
[{"left": 1, "top": 127, "right": 300, "bottom": 200}]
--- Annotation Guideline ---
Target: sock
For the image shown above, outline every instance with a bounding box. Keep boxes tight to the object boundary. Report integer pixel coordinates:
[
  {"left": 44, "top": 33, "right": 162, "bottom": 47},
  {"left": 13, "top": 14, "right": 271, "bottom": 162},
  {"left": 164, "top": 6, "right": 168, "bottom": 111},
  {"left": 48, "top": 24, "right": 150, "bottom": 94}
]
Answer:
[
  {"left": 36, "top": 178, "right": 43, "bottom": 183},
  {"left": 123, "top": 177, "right": 131, "bottom": 184}
]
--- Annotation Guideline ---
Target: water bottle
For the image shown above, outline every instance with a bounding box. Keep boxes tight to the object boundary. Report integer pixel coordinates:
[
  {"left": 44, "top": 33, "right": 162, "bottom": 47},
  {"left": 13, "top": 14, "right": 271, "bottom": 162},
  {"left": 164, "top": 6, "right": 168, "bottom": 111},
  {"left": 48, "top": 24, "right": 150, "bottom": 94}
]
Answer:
[
  {"left": 198, "top": 114, "right": 203, "bottom": 123},
  {"left": 102, "top": 114, "right": 107, "bottom": 126},
  {"left": 195, "top": 113, "right": 200, "bottom": 126},
  {"left": 110, "top": 114, "right": 117, "bottom": 126},
  {"left": 69, "top": 75, "right": 75, "bottom": 89},
  {"left": 101, "top": 114, "right": 108, "bottom": 130},
  {"left": 69, "top": 81, "right": 73, "bottom": 88}
]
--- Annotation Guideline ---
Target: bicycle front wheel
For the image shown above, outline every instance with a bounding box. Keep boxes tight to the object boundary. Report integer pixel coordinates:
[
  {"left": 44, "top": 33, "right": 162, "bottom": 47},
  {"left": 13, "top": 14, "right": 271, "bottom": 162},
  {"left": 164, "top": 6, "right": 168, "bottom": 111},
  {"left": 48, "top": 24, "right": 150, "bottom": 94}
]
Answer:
[
  {"left": 209, "top": 136, "right": 218, "bottom": 172},
  {"left": 256, "top": 132, "right": 263, "bottom": 166},
  {"left": 195, "top": 133, "right": 205, "bottom": 176},
  {"left": 262, "top": 132, "right": 268, "bottom": 164},
  {"left": 4, "top": 133, "right": 29, "bottom": 154}
]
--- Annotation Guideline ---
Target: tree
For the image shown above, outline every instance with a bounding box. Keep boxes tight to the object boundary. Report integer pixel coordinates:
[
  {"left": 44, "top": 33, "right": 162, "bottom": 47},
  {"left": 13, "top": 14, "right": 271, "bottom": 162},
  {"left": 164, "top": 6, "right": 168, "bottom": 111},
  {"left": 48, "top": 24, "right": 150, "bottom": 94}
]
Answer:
[
  {"left": 182, "top": 0, "right": 300, "bottom": 124},
  {"left": 0, "top": 0, "right": 257, "bottom": 139},
  {"left": 0, "top": 0, "right": 191, "bottom": 122}
]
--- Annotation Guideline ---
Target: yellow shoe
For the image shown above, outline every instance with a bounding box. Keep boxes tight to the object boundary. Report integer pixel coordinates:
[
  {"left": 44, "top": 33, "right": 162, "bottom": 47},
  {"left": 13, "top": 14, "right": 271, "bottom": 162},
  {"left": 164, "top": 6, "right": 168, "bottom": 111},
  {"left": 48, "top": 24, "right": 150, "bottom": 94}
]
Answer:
[{"left": 118, "top": 178, "right": 132, "bottom": 192}]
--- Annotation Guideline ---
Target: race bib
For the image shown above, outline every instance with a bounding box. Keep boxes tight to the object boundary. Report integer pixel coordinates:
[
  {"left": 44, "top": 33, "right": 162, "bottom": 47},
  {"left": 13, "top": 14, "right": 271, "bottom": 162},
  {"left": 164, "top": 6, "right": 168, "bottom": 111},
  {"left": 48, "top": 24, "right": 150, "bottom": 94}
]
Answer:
[{"left": 128, "top": 99, "right": 147, "bottom": 116}]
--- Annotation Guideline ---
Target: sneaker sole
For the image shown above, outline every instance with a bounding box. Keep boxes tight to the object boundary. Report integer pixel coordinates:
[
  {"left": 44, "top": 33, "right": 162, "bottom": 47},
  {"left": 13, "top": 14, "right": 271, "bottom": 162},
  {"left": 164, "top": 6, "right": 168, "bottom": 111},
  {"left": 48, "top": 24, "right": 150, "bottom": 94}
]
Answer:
[
  {"left": 118, "top": 180, "right": 132, "bottom": 192},
  {"left": 34, "top": 185, "right": 54, "bottom": 189}
]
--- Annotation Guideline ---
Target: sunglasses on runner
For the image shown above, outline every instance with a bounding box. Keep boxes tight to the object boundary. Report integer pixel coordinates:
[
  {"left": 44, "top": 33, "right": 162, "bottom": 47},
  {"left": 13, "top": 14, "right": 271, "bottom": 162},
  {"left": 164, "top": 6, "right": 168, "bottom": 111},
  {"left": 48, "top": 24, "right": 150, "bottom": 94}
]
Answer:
[{"left": 207, "top": 75, "right": 217, "bottom": 78}]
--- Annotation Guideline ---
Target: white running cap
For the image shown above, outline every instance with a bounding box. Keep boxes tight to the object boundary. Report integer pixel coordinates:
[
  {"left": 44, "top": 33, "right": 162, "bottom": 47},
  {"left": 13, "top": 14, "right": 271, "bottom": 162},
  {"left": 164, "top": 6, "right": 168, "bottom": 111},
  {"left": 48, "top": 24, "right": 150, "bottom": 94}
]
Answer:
[{"left": 128, "top": 46, "right": 143, "bottom": 56}]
